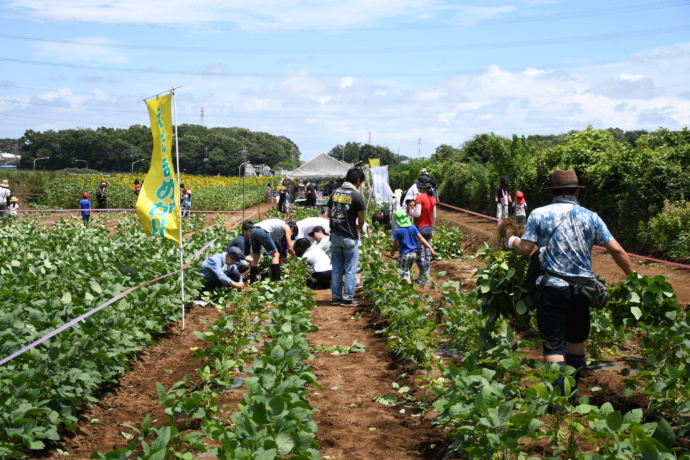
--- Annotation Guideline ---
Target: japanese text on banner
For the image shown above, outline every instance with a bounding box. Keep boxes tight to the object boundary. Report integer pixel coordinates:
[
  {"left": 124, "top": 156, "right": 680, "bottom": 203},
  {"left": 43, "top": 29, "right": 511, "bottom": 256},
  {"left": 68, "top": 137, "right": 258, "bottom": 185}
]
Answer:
[{"left": 136, "top": 94, "right": 181, "bottom": 245}]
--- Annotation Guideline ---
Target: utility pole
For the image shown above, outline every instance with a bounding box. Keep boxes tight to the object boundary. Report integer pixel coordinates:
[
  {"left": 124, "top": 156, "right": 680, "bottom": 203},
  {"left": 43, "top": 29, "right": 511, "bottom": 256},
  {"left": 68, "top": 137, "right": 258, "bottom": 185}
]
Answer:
[{"left": 418, "top": 138, "right": 422, "bottom": 157}]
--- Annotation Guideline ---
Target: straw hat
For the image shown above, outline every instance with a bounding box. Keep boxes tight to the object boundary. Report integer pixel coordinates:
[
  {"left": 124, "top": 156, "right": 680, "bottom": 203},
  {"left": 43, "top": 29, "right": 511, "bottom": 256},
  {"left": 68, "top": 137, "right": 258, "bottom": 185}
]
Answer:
[
  {"left": 1, "top": 179, "right": 8, "bottom": 187},
  {"left": 546, "top": 168, "right": 585, "bottom": 189},
  {"left": 10, "top": 196, "right": 18, "bottom": 202}
]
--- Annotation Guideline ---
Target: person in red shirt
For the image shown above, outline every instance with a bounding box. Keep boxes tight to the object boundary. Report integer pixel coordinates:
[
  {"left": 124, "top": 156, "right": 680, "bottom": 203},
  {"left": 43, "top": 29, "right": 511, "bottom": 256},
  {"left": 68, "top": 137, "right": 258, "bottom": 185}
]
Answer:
[{"left": 411, "top": 176, "right": 436, "bottom": 285}]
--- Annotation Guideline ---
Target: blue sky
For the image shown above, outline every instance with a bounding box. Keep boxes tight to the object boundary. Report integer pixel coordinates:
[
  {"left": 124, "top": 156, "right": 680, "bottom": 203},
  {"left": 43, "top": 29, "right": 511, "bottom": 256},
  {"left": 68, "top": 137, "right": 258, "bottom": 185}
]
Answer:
[{"left": 0, "top": 0, "right": 689, "bottom": 163}]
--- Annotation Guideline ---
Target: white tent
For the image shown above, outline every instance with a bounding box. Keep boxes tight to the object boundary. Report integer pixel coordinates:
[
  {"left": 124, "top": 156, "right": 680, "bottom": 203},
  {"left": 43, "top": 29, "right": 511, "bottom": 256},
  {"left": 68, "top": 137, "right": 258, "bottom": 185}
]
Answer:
[
  {"left": 286, "top": 153, "right": 351, "bottom": 180},
  {"left": 0, "top": 153, "right": 21, "bottom": 166}
]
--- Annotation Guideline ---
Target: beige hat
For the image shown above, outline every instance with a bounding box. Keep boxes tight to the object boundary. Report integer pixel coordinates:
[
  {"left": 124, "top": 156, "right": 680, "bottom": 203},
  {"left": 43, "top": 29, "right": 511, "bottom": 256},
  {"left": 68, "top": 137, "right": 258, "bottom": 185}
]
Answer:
[
  {"left": 393, "top": 189, "right": 402, "bottom": 199},
  {"left": 10, "top": 196, "right": 18, "bottom": 202},
  {"left": 1, "top": 179, "right": 8, "bottom": 187}
]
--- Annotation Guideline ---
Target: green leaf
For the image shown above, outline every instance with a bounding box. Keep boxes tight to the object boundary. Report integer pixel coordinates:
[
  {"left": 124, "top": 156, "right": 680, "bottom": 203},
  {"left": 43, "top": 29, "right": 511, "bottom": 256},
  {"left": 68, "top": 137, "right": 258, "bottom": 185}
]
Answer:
[
  {"left": 61, "top": 291, "right": 72, "bottom": 305},
  {"left": 652, "top": 418, "right": 676, "bottom": 449},
  {"left": 268, "top": 396, "right": 287, "bottom": 420},
  {"left": 630, "top": 306, "right": 643, "bottom": 320},
  {"left": 275, "top": 432, "right": 295, "bottom": 455},
  {"left": 606, "top": 411, "right": 623, "bottom": 431},
  {"left": 349, "top": 341, "right": 366, "bottom": 353},
  {"left": 90, "top": 281, "right": 103, "bottom": 294},
  {"left": 515, "top": 299, "right": 528, "bottom": 315}
]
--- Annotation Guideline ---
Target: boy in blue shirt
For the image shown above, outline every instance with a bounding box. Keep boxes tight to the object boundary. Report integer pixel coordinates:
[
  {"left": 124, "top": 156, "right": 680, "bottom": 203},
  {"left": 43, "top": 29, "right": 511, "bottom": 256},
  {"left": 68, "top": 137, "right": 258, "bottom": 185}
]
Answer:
[
  {"left": 79, "top": 193, "right": 92, "bottom": 227},
  {"left": 390, "top": 209, "right": 435, "bottom": 284}
]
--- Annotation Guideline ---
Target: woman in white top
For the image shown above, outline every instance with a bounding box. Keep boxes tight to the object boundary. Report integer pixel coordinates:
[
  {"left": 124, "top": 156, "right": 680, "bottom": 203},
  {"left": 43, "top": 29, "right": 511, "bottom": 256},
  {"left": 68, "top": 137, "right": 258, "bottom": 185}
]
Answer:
[{"left": 294, "top": 238, "right": 332, "bottom": 289}]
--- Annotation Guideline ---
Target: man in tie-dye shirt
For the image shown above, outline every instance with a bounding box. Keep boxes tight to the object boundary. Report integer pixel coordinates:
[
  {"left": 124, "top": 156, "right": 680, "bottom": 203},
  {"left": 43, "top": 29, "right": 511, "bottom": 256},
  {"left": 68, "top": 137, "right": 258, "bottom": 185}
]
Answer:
[{"left": 506, "top": 168, "right": 635, "bottom": 397}]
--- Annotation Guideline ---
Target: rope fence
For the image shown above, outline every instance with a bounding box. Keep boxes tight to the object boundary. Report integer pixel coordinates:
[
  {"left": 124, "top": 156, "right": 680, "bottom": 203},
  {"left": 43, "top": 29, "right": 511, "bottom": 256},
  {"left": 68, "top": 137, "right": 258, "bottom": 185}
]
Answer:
[
  {"left": 0, "top": 211, "right": 258, "bottom": 367},
  {"left": 437, "top": 202, "right": 690, "bottom": 271}
]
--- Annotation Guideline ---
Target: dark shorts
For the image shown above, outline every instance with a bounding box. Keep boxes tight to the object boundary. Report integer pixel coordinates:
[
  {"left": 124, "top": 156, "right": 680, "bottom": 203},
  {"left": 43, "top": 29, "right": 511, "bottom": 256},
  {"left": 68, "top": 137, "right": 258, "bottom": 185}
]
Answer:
[
  {"left": 251, "top": 227, "right": 278, "bottom": 255},
  {"left": 537, "top": 285, "right": 590, "bottom": 356}
]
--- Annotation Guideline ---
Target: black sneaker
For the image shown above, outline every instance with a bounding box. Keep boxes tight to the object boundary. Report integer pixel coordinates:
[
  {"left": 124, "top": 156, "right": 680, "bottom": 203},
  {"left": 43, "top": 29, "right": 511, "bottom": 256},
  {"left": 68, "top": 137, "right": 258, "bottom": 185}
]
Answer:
[
  {"left": 330, "top": 299, "right": 342, "bottom": 306},
  {"left": 340, "top": 299, "right": 359, "bottom": 307}
]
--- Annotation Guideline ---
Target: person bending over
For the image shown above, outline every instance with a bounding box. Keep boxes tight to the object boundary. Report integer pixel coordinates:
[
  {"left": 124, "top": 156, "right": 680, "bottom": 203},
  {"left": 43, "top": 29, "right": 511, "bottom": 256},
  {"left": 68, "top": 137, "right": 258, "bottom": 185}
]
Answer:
[
  {"left": 294, "top": 238, "right": 332, "bottom": 289},
  {"left": 199, "top": 247, "right": 246, "bottom": 290},
  {"left": 249, "top": 218, "right": 297, "bottom": 283}
]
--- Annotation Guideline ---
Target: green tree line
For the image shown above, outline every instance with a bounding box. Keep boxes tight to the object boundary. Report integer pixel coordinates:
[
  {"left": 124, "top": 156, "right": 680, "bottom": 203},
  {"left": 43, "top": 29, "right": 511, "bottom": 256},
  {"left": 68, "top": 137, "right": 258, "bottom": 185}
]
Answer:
[
  {"left": 389, "top": 126, "right": 690, "bottom": 262},
  {"left": 9, "top": 125, "right": 300, "bottom": 175},
  {"left": 327, "top": 141, "right": 409, "bottom": 166}
]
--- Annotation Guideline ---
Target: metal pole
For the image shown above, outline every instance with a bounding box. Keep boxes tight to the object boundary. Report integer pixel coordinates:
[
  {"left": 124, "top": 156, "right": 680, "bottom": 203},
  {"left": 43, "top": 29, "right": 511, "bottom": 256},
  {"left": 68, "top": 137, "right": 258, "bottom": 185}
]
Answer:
[
  {"left": 239, "top": 162, "right": 248, "bottom": 221},
  {"left": 33, "top": 157, "right": 49, "bottom": 172},
  {"left": 172, "top": 88, "right": 186, "bottom": 331},
  {"left": 131, "top": 159, "right": 143, "bottom": 174}
]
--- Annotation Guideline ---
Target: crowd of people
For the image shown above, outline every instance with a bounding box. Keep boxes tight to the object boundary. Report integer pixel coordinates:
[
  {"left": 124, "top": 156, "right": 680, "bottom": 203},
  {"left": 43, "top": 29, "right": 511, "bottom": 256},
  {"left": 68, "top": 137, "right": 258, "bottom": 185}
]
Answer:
[
  {"left": 198, "top": 165, "right": 641, "bottom": 401},
  {"left": 199, "top": 166, "right": 439, "bottom": 307}
]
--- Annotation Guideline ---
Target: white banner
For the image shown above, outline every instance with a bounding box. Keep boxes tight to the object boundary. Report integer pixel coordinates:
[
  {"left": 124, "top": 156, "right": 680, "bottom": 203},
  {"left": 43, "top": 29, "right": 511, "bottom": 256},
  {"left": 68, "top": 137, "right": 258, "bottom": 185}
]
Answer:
[{"left": 370, "top": 165, "right": 393, "bottom": 205}]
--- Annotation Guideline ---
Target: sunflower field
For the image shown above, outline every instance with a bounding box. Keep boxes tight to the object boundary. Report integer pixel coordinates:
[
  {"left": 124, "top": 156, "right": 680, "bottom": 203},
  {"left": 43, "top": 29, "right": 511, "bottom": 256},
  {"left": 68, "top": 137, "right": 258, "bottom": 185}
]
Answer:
[{"left": 23, "top": 172, "right": 280, "bottom": 211}]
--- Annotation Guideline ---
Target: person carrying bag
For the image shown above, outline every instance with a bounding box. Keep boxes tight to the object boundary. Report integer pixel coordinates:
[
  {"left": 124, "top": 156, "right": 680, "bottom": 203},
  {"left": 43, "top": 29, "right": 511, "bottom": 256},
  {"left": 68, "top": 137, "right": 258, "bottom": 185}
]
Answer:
[{"left": 505, "top": 168, "right": 637, "bottom": 397}]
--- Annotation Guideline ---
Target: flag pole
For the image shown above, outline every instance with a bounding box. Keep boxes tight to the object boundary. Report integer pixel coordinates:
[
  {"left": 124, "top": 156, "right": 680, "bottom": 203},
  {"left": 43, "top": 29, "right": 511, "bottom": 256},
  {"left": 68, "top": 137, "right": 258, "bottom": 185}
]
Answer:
[{"left": 172, "top": 87, "right": 186, "bottom": 330}]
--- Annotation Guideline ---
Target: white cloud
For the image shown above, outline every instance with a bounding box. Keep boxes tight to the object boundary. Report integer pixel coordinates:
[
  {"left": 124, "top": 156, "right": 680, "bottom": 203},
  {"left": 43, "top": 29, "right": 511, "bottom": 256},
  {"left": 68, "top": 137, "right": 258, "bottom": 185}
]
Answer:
[
  {"left": 616, "top": 74, "right": 644, "bottom": 82},
  {"left": 339, "top": 76, "right": 355, "bottom": 90}
]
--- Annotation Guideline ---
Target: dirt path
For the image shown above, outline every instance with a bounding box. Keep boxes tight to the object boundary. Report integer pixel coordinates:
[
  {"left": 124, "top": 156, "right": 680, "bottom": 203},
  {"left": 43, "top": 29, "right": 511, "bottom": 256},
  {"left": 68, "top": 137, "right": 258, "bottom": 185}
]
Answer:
[
  {"left": 39, "top": 305, "right": 224, "bottom": 459},
  {"left": 307, "top": 290, "right": 446, "bottom": 460}
]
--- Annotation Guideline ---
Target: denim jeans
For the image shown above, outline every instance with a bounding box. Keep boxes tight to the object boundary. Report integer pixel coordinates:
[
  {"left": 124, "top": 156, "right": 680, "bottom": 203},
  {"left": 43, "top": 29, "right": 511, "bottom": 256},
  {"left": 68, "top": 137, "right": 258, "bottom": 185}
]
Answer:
[
  {"left": 330, "top": 232, "right": 359, "bottom": 302},
  {"left": 250, "top": 227, "right": 278, "bottom": 255}
]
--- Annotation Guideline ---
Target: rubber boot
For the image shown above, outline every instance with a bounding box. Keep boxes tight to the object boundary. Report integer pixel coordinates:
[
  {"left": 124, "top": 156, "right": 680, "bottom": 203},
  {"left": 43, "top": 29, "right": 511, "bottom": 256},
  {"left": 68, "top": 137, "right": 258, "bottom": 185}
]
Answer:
[
  {"left": 249, "top": 266, "right": 258, "bottom": 284},
  {"left": 271, "top": 264, "right": 281, "bottom": 282}
]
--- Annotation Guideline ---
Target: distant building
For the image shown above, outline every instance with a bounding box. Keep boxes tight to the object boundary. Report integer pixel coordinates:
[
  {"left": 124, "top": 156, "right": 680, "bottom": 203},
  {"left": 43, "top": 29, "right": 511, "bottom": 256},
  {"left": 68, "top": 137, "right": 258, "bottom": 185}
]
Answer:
[{"left": 0, "top": 153, "right": 21, "bottom": 168}]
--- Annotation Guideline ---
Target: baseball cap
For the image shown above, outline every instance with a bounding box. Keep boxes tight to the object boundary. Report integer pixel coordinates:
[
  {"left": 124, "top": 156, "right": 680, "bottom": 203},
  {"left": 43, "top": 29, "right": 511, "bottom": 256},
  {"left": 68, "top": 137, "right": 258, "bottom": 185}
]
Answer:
[
  {"left": 226, "top": 247, "right": 245, "bottom": 262},
  {"left": 308, "top": 225, "right": 329, "bottom": 237}
]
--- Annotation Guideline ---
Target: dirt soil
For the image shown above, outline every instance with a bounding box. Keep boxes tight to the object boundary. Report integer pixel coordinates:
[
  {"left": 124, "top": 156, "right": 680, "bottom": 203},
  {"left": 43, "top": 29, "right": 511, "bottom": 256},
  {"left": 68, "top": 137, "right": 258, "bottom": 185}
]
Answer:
[{"left": 35, "top": 202, "right": 690, "bottom": 459}]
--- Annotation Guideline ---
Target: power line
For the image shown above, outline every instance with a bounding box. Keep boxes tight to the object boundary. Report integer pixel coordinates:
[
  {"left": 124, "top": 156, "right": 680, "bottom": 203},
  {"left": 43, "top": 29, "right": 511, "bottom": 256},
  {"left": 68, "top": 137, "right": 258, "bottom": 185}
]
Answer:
[
  {"left": 0, "top": 25, "right": 688, "bottom": 55},
  {"left": 0, "top": 0, "right": 687, "bottom": 32},
  {"left": 1, "top": 52, "right": 688, "bottom": 78}
]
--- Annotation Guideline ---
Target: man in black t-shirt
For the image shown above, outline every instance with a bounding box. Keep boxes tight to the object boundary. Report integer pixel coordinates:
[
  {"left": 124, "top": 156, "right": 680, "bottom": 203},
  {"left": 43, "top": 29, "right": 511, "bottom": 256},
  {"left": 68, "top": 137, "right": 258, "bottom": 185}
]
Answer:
[
  {"left": 327, "top": 168, "right": 366, "bottom": 307},
  {"left": 305, "top": 179, "right": 317, "bottom": 207}
]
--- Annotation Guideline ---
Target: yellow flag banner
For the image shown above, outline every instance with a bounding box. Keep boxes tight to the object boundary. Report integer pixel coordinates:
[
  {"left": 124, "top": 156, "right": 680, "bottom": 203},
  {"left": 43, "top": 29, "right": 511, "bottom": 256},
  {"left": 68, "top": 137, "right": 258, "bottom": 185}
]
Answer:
[
  {"left": 368, "top": 158, "right": 381, "bottom": 168},
  {"left": 136, "top": 94, "right": 181, "bottom": 245}
]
